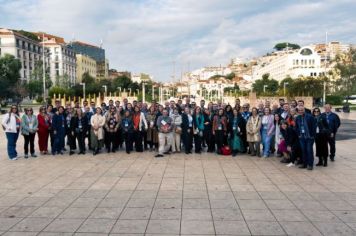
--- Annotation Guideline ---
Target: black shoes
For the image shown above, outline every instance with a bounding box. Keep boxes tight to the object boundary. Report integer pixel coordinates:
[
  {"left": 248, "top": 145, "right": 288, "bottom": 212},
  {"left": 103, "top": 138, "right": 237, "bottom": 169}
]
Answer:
[
  {"left": 330, "top": 156, "right": 335, "bottom": 162},
  {"left": 155, "top": 154, "right": 164, "bottom": 158},
  {"left": 299, "top": 165, "right": 307, "bottom": 169},
  {"left": 307, "top": 165, "right": 313, "bottom": 170},
  {"left": 69, "top": 151, "right": 75, "bottom": 156}
]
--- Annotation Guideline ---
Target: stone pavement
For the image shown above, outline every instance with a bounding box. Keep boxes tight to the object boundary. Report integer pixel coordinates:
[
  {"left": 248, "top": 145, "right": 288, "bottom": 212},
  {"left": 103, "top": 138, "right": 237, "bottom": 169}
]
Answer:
[{"left": 0, "top": 130, "right": 356, "bottom": 235}]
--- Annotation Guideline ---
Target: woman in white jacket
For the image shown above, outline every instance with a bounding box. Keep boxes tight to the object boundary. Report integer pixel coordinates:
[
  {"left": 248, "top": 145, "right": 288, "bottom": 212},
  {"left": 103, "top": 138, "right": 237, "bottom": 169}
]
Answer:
[
  {"left": 90, "top": 107, "right": 106, "bottom": 155},
  {"left": 1, "top": 105, "right": 21, "bottom": 160}
]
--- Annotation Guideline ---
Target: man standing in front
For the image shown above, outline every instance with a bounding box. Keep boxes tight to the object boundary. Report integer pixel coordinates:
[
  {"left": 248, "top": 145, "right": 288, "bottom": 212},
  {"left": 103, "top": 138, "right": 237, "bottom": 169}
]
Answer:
[
  {"left": 295, "top": 106, "right": 317, "bottom": 170},
  {"left": 155, "top": 109, "right": 174, "bottom": 158},
  {"left": 323, "top": 104, "right": 341, "bottom": 162}
]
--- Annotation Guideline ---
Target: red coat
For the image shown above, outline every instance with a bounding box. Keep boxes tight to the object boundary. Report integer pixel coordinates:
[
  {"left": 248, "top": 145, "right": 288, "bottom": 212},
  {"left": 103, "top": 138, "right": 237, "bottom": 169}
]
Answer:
[{"left": 37, "top": 114, "right": 50, "bottom": 134}]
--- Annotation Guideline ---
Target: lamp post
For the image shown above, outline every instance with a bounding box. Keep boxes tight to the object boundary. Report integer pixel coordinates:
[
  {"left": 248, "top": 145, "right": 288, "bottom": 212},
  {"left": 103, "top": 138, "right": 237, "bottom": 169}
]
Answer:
[
  {"left": 102, "top": 85, "right": 107, "bottom": 97},
  {"left": 41, "top": 34, "right": 46, "bottom": 104},
  {"left": 142, "top": 82, "right": 146, "bottom": 103},
  {"left": 128, "top": 88, "right": 132, "bottom": 97},
  {"left": 283, "top": 82, "right": 289, "bottom": 97},
  {"left": 80, "top": 82, "right": 86, "bottom": 101},
  {"left": 263, "top": 85, "right": 268, "bottom": 93},
  {"left": 152, "top": 85, "right": 155, "bottom": 101},
  {"left": 117, "top": 87, "right": 121, "bottom": 97}
]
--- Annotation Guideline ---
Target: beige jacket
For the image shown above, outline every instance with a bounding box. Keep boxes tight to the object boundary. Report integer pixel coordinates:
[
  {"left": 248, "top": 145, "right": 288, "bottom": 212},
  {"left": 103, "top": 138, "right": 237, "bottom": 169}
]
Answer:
[
  {"left": 90, "top": 114, "right": 106, "bottom": 140},
  {"left": 246, "top": 116, "right": 262, "bottom": 142}
]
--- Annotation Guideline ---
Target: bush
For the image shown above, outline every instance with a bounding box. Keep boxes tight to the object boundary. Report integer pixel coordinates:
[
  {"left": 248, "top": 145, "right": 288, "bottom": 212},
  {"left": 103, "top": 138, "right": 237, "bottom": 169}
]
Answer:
[{"left": 326, "top": 95, "right": 344, "bottom": 105}]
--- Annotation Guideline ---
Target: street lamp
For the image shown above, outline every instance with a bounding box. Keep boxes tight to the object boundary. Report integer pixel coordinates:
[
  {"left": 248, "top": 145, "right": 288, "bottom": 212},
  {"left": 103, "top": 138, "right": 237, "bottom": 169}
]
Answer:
[
  {"left": 263, "top": 85, "right": 268, "bottom": 93},
  {"left": 80, "top": 82, "right": 86, "bottom": 101},
  {"left": 102, "top": 85, "right": 107, "bottom": 97},
  {"left": 117, "top": 87, "right": 121, "bottom": 97},
  {"left": 152, "top": 85, "right": 155, "bottom": 101},
  {"left": 128, "top": 88, "right": 132, "bottom": 97},
  {"left": 142, "top": 82, "right": 146, "bottom": 103},
  {"left": 283, "top": 82, "right": 289, "bottom": 96}
]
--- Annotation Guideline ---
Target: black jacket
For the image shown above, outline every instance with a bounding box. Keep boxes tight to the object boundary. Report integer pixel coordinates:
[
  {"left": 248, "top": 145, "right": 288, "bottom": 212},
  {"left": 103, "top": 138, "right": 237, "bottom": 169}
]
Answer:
[{"left": 70, "top": 116, "right": 89, "bottom": 134}]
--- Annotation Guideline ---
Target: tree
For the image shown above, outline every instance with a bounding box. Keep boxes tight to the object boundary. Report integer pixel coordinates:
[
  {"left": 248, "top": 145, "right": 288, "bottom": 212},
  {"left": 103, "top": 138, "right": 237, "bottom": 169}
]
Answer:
[
  {"left": 288, "top": 77, "right": 325, "bottom": 97},
  {"left": 27, "top": 80, "right": 42, "bottom": 98},
  {"left": 334, "top": 48, "right": 356, "bottom": 100},
  {"left": 113, "top": 75, "right": 133, "bottom": 91},
  {"left": 0, "top": 54, "right": 22, "bottom": 100},
  {"left": 274, "top": 42, "right": 301, "bottom": 51},
  {"left": 225, "top": 72, "right": 235, "bottom": 80},
  {"left": 278, "top": 77, "right": 294, "bottom": 96},
  {"left": 252, "top": 73, "right": 279, "bottom": 95}
]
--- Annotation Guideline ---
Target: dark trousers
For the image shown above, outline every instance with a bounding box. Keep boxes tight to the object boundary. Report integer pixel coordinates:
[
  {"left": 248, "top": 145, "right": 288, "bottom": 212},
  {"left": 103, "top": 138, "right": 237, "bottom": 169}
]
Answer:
[
  {"left": 86, "top": 125, "right": 92, "bottom": 150},
  {"left": 106, "top": 131, "right": 117, "bottom": 151},
  {"left": 142, "top": 130, "right": 148, "bottom": 150},
  {"left": 53, "top": 130, "right": 65, "bottom": 154},
  {"left": 299, "top": 138, "right": 314, "bottom": 167},
  {"left": 68, "top": 132, "right": 76, "bottom": 151},
  {"left": 182, "top": 130, "right": 193, "bottom": 153},
  {"left": 115, "top": 128, "right": 123, "bottom": 149},
  {"left": 76, "top": 132, "right": 85, "bottom": 152},
  {"left": 215, "top": 130, "right": 225, "bottom": 154},
  {"left": 23, "top": 133, "right": 36, "bottom": 155},
  {"left": 124, "top": 132, "right": 133, "bottom": 153},
  {"left": 133, "top": 130, "right": 143, "bottom": 152},
  {"left": 194, "top": 134, "right": 202, "bottom": 153},
  {"left": 328, "top": 133, "right": 336, "bottom": 158},
  {"left": 49, "top": 129, "right": 54, "bottom": 150},
  {"left": 204, "top": 130, "right": 215, "bottom": 152},
  {"left": 6, "top": 132, "right": 19, "bottom": 159}
]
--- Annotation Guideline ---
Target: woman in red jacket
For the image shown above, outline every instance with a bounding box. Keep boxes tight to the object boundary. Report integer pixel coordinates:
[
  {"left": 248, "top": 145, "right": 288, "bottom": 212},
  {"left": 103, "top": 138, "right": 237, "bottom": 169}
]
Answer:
[{"left": 37, "top": 106, "right": 50, "bottom": 154}]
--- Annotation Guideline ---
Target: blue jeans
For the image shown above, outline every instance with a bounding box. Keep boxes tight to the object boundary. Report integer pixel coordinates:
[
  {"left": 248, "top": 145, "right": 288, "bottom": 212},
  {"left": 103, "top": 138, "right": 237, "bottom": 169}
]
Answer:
[
  {"left": 299, "top": 138, "right": 314, "bottom": 166},
  {"left": 6, "top": 132, "right": 19, "bottom": 159},
  {"left": 53, "top": 130, "right": 65, "bottom": 154},
  {"left": 261, "top": 129, "right": 272, "bottom": 157}
]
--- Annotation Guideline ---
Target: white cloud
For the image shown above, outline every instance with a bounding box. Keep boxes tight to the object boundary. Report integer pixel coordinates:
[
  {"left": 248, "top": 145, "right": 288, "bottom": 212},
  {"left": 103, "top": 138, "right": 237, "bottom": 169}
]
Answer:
[{"left": 1, "top": 0, "right": 355, "bottom": 81}]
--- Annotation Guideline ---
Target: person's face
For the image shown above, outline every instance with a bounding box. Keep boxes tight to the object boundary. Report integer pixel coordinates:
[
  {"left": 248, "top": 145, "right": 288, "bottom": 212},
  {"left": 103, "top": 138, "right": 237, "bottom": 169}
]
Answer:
[
  {"left": 59, "top": 107, "right": 64, "bottom": 113},
  {"left": 274, "top": 114, "right": 279, "bottom": 121},
  {"left": 298, "top": 101, "right": 304, "bottom": 107},
  {"left": 313, "top": 109, "right": 321, "bottom": 116},
  {"left": 279, "top": 100, "right": 284, "bottom": 106},
  {"left": 125, "top": 111, "right": 130, "bottom": 117},
  {"left": 124, "top": 99, "right": 128, "bottom": 104},
  {"left": 109, "top": 101, "right": 114, "bottom": 106},
  {"left": 264, "top": 108, "right": 270, "bottom": 115},
  {"left": 298, "top": 107, "right": 305, "bottom": 115},
  {"left": 174, "top": 109, "right": 178, "bottom": 115},
  {"left": 27, "top": 109, "right": 33, "bottom": 115},
  {"left": 55, "top": 101, "right": 60, "bottom": 107},
  {"left": 83, "top": 101, "right": 88, "bottom": 107},
  {"left": 111, "top": 107, "right": 116, "bottom": 114},
  {"left": 91, "top": 103, "right": 95, "bottom": 107},
  {"left": 134, "top": 107, "right": 139, "bottom": 112},
  {"left": 115, "top": 101, "right": 120, "bottom": 106},
  {"left": 233, "top": 109, "right": 238, "bottom": 116},
  {"left": 127, "top": 104, "right": 132, "bottom": 109},
  {"left": 252, "top": 109, "right": 257, "bottom": 116},
  {"left": 226, "top": 106, "right": 231, "bottom": 111},
  {"left": 265, "top": 102, "right": 270, "bottom": 108},
  {"left": 290, "top": 109, "right": 296, "bottom": 116},
  {"left": 236, "top": 99, "right": 240, "bottom": 105},
  {"left": 196, "top": 107, "right": 201, "bottom": 113},
  {"left": 283, "top": 104, "right": 289, "bottom": 111},
  {"left": 96, "top": 108, "right": 102, "bottom": 114},
  {"left": 200, "top": 101, "right": 205, "bottom": 106},
  {"left": 291, "top": 101, "right": 297, "bottom": 107},
  {"left": 77, "top": 109, "right": 82, "bottom": 116},
  {"left": 218, "top": 110, "right": 223, "bottom": 116},
  {"left": 281, "top": 123, "right": 287, "bottom": 130},
  {"left": 242, "top": 106, "right": 248, "bottom": 112},
  {"left": 85, "top": 107, "right": 90, "bottom": 112},
  {"left": 162, "top": 110, "right": 168, "bottom": 116},
  {"left": 324, "top": 105, "right": 331, "bottom": 113},
  {"left": 47, "top": 106, "right": 52, "bottom": 112}
]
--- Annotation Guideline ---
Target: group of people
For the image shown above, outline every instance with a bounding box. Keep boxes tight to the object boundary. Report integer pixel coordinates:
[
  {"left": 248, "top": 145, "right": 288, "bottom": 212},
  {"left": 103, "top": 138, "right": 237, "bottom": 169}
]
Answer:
[{"left": 2, "top": 97, "right": 341, "bottom": 170}]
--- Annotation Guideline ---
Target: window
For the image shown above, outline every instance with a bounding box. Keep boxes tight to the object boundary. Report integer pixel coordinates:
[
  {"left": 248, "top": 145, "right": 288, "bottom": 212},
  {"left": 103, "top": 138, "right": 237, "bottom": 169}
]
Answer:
[
  {"left": 55, "top": 63, "right": 59, "bottom": 69},
  {"left": 16, "top": 39, "right": 20, "bottom": 47}
]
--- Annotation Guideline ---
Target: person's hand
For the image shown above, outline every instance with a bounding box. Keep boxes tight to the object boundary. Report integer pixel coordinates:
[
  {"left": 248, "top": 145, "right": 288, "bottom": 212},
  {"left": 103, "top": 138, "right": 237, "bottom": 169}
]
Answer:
[
  {"left": 330, "top": 133, "right": 334, "bottom": 138},
  {"left": 287, "top": 146, "right": 291, "bottom": 152},
  {"left": 53, "top": 130, "right": 57, "bottom": 135},
  {"left": 212, "top": 131, "right": 215, "bottom": 135},
  {"left": 72, "top": 131, "right": 74, "bottom": 136}
]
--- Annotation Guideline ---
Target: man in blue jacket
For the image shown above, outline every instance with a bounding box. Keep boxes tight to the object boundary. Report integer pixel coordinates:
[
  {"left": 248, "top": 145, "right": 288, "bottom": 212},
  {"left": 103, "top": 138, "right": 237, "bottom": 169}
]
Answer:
[
  {"left": 295, "top": 106, "right": 317, "bottom": 170},
  {"left": 323, "top": 104, "right": 341, "bottom": 162}
]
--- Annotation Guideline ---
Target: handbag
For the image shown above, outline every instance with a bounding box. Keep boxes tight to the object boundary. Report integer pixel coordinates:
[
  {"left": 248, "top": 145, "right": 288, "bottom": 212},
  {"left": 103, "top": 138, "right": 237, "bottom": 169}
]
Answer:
[
  {"left": 221, "top": 146, "right": 232, "bottom": 155},
  {"left": 175, "top": 127, "right": 182, "bottom": 134}
]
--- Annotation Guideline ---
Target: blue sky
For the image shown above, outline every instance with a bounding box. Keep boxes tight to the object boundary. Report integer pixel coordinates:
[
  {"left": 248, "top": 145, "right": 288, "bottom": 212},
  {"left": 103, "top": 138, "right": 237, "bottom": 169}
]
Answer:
[{"left": 1, "top": 0, "right": 356, "bottom": 82}]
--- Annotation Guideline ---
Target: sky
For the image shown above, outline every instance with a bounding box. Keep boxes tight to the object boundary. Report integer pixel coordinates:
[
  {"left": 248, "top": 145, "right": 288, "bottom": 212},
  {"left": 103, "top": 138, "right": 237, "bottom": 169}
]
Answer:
[{"left": 1, "top": 0, "right": 356, "bottom": 82}]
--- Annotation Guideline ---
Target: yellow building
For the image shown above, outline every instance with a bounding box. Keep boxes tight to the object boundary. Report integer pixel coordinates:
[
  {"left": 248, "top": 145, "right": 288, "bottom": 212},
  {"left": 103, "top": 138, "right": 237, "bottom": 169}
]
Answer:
[{"left": 76, "top": 54, "right": 97, "bottom": 83}]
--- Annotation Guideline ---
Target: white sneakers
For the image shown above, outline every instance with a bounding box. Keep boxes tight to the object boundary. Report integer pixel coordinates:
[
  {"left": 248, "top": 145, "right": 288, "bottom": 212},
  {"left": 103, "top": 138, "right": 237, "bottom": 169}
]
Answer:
[{"left": 286, "top": 162, "right": 295, "bottom": 167}]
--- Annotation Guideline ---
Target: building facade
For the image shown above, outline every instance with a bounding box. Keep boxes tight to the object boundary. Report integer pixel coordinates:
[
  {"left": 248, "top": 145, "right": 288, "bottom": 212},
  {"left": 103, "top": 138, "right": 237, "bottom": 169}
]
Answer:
[
  {"left": 0, "top": 28, "right": 49, "bottom": 82},
  {"left": 252, "top": 46, "right": 325, "bottom": 82},
  {"left": 76, "top": 54, "right": 97, "bottom": 83},
  {"left": 71, "top": 41, "right": 108, "bottom": 80}
]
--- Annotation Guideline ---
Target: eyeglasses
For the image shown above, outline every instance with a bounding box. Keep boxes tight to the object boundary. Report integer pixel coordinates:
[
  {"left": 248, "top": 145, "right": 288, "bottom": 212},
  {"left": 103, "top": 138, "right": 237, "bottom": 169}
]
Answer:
[{"left": 314, "top": 111, "right": 320, "bottom": 113}]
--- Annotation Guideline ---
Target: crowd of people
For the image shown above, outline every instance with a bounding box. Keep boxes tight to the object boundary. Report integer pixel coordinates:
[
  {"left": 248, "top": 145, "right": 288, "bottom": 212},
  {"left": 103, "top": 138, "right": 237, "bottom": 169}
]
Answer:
[{"left": 2, "top": 98, "right": 341, "bottom": 170}]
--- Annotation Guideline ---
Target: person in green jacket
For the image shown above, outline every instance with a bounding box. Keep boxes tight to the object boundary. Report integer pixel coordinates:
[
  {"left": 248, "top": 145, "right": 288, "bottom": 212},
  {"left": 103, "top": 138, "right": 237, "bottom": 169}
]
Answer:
[{"left": 21, "top": 108, "right": 38, "bottom": 158}]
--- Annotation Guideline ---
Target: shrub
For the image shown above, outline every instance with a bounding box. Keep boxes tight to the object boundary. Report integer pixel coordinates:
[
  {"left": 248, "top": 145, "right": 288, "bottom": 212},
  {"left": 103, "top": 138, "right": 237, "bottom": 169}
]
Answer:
[{"left": 326, "top": 95, "right": 344, "bottom": 105}]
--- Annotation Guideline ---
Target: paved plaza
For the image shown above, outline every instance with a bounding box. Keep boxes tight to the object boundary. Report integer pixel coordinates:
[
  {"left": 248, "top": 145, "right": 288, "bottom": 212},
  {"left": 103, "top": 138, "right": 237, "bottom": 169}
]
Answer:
[{"left": 0, "top": 114, "right": 355, "bottom": 235}]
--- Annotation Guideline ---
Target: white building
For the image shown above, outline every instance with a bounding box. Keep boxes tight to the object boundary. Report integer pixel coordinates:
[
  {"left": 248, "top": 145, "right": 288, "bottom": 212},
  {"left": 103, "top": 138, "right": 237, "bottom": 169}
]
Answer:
[
  {"left": 183, "top": 66, "right": 232, "bottom": 82},
  {"left": 0, "top": 28, "right": 49, "bottom": 81},
  {"left": 252, "top": 46, "right": 326, "bottom": 82},
  {"left": 38, "top": 33, "right": 76, "bottom": 85}
]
